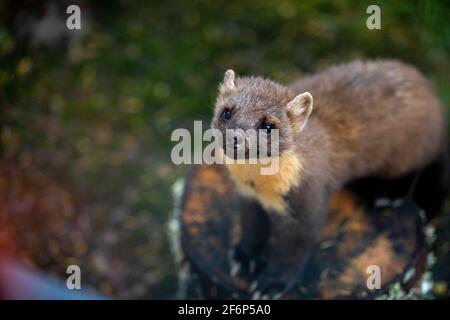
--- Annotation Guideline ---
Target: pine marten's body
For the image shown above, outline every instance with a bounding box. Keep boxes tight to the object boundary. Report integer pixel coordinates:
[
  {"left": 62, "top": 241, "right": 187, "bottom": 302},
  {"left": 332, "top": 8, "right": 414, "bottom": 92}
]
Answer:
[{"left": 211, "top": 60, "right": 448, "bottom": 298}]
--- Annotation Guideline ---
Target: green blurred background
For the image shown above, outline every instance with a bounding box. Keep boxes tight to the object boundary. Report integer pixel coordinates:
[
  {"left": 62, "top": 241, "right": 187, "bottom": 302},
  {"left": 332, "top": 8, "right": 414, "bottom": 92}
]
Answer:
[{"left": 0, "top": 0, "right": 449, "bottom": 298}]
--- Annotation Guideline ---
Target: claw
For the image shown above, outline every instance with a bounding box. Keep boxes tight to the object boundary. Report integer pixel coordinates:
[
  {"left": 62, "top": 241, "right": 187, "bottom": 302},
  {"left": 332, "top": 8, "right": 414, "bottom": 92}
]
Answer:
[
  {"left": 375, "top": 197, "right": 391, "bottom": 207},
  {"left": 273, "top": 292, "right": 283, "bottom": 300},
  {"left": 249, "top": 281, "right": 258, "bottom": 292},
  {"left": 252, "top": 291, "right": 261, "bottom": 300},
  {"left": 230, "top": 262, "right": 241, "bottom": 277}
]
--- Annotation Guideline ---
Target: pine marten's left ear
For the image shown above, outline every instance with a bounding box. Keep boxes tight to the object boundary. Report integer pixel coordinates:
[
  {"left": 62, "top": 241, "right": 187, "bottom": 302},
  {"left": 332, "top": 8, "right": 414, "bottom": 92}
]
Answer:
[
  {"left": 221, "top": 69, "right": 236, "bottom": 91},
  {"left": 287, "top": 92, "right": 313, "bottom": 131}
]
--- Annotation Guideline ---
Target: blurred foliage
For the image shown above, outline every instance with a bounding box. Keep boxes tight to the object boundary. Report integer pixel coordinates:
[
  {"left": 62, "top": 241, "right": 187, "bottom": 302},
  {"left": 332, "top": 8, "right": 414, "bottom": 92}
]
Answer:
[{"left": 0, "top": 0, "right": 449, "bottom": 298}]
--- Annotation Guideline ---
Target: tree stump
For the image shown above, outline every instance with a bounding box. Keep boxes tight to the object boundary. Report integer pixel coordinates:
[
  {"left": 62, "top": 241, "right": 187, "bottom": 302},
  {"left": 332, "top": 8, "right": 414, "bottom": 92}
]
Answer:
[{"left": 180, "top": 164, "right": 428, "bottom": 299}]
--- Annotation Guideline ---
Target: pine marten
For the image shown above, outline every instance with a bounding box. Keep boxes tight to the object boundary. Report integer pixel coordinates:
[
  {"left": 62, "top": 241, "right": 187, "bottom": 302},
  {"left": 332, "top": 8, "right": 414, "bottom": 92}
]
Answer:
[{"left": 211, "top": 60, "right": 448, "bottom": 299}]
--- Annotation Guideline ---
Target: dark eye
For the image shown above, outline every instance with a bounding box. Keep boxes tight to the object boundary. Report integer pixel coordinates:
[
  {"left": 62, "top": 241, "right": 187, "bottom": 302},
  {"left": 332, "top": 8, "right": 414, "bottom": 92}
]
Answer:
[
  {"left": 222, "top": 109, "right": 232, "bottom": 120},
  {"left": 261, "top": 122, "right": 273, "bottom": 134}
]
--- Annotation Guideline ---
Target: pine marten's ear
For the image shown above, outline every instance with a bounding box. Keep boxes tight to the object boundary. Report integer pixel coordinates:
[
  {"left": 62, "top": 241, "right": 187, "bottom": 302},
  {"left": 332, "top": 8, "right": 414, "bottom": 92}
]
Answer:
[
  {"left": 221, "top": 69, "right": 236, "bottom": 91},
  {"left": 287, "top": 92, "right": 313, "bottom": 131}
]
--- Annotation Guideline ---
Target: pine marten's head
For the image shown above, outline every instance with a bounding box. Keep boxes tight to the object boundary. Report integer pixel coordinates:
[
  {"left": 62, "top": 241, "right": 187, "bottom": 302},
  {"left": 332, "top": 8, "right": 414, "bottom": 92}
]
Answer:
[
  {"left": 211, "top": 70, "right": 313, "bottom": 211},
  {"left": 211, "top": 70, "right": 313, "bottom": 160}
]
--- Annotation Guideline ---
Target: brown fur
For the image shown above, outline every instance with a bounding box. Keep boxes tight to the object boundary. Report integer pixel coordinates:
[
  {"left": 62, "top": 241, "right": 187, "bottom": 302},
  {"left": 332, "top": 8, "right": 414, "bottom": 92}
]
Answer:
[
  {"left": 211, "top": 60, "right": 447, "bottom": 296},
  {"left": 222, "top": 150, "right": 303, "bottom": 212},
  {"left": 212, "top": 60, "right": 447, "bottom": 214},
  {"left": 290, "top": 60, "right": 446, "bottom": 183}
]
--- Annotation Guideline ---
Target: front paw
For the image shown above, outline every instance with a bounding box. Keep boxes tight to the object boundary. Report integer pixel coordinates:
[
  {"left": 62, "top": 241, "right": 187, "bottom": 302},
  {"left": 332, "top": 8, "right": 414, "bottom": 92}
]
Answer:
[
  {"left": 228, "top": 243, "right": 265, "bottom": 278},
  {"left": 248, "top": 274, "right": 295, "bottom": 300}
]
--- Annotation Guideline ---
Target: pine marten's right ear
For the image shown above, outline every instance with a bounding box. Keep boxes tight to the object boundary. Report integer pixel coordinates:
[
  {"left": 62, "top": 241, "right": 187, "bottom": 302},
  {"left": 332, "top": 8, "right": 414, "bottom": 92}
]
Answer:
[
  {"left": 287, "top": 92, "right": 313, "bottom": 131},
  {"left": 221, "top": 69, "right": 236, "bottom": 91}
]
